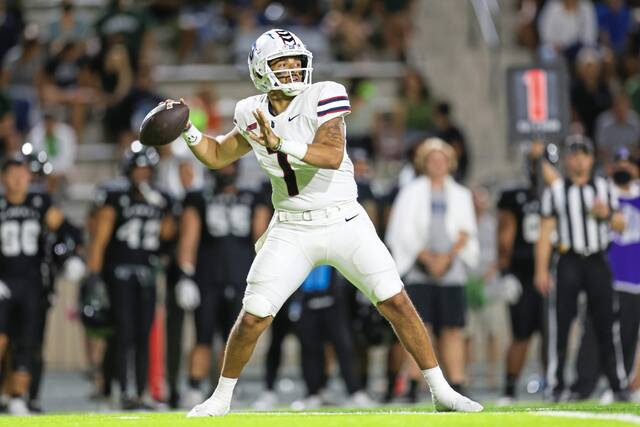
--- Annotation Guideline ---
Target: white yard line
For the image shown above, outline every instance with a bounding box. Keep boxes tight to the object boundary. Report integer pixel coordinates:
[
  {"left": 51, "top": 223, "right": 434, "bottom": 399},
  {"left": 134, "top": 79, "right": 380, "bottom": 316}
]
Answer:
[
  {"left": 232, "top": 409, "right": 640, "bottom": 425},
  {"left": 535, "top": 411, "right": 640, "bottom": 425}
]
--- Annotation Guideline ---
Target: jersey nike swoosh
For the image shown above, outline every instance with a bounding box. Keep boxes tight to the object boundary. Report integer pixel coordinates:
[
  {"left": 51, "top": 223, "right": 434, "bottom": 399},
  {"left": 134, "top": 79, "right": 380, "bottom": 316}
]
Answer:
[
  {"left": 345, "top": 214, "right": 360, "bottom": 222},
  {"left": 288, "top": 114, "right": 301, "bottom": 122}
]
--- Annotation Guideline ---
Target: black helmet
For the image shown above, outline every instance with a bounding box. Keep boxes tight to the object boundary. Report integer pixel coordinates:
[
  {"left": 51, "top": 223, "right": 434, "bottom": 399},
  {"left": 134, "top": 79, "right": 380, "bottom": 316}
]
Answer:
[
  {"left": 121, "top": 140, "right": 159, "bottom": 176},
  {"left": 78, "top": 274, "right": 111, "bottom": 332}
]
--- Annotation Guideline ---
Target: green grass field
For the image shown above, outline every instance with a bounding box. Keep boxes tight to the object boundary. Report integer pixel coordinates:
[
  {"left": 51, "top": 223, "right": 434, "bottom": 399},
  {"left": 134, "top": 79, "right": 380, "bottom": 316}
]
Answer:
[{"left": 2, "top": 403, "right": 640, "bottom": 427}]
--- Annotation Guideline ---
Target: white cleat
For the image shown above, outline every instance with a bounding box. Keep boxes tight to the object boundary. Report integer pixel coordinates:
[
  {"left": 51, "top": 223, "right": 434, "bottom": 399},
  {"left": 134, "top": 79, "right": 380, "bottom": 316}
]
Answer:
[
  {"left": 186, "top": 396, "right": 230, "bottom": 417},
  {"left": 495, "top": 396, "right": 515, "bottom": 407},
  {"left": 252, "top": 391, "right": 279, "bottom": 410},
  {"left": 290, "top": 394, "right": 322, "bottom": 411},
  {"left": 8, "top": 398, "right": 31, "bottom": 416},
  {"left": 431, "top": 387, "right": 483, "bottom": 412},
  {"left": 346, "top": 390, "right": 376, "bottom": 408}
]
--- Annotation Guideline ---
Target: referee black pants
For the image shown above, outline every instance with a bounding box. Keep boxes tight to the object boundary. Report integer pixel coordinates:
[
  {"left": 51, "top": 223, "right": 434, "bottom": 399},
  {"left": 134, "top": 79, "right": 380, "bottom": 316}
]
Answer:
[
  {"left": 571, "top": 291, "right": 640, "bottom": 398},
  {"left": 547, "top": 252, "right": 627, "bottom": 397}
]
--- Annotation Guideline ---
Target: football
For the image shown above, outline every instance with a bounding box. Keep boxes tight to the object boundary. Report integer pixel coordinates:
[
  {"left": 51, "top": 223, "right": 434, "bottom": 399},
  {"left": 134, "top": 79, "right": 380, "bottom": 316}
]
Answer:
[{"left": 139, "top": 101, "right": 190, "bottom": 146}]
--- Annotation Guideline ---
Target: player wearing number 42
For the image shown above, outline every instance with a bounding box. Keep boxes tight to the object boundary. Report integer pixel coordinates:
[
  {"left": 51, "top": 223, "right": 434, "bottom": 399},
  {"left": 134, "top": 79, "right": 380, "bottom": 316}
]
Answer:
[
  {"left": 86, "top": 142, "right": 177, "bottom": 409},
  {"left": 154, "top": 28, "right": 483, "bottom": 417}
]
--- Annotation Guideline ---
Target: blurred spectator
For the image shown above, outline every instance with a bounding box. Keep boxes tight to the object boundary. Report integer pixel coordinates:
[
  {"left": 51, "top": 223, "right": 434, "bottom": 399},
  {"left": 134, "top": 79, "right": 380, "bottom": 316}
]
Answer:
[
  {"left": 393, "top": 68, "right": 434, "bottom": 149},
  {"left": 433, "top": 102, "right": 470, "bottom": 183},
  {"left": 465, "top": 186, "right": 502, "bottom": 390},
  {"left": 596, "top": 0, "right": 631, "bottom": 56},
  {"left": 324, "top": 2, "right": 373, "bottom": 61},
  {"left": 104, "top": 64, "right": 163, "bottom": 148},
  {"left": 26, "top": 110, "right": 77, "bottom": 192},
  {"left": 350, "top": 148, "right": 379, "bottom": 230},
  {"left": 45, "top": 0, "right": 91, "bottom": 52},
  {"left": 571, "top": 47, "right": 612, "bottom": 138},
  {"left": 538, "top": 0, "right": 597, "bottom": 60},
  {"left": 386, "top": 138, "right": 478, "bottom": 398},
  {"left": 1, "top": 24, "right": 45, "bottom": 135},
  {"left": 625, "top": 72, "right": 640, "bottom": 114},
  {"left": 0, "top": 89, "right": 18, "bottom": 158},
  {"left": 41, "top": 40, "right": 95, "bottom": 138},
  {"left": 187, "top": 86, "right": 222, "bottom": 135},
  {"left": 94, "top": 43, "right": 134, "bottom": 134},
  {"left": 94, "top": 0, "right": 153, "bottom": 71},
  {"left": 373, "top": 0, "right": 412, "bottom": 61},
  {"left": 515, "top": 0, "right": 544, "bottom": 52},
  {"left": 345, "top": 78, "right": 380, "bottom": 156},
  {"left": 594, "top": 92, "right": 640, "bottom": 170},
  {"left": 177, "top": 1, "right": 233, "bottom": 63},
  {"left": 0, "top": 0, "right": 24, "bottom": 65}
]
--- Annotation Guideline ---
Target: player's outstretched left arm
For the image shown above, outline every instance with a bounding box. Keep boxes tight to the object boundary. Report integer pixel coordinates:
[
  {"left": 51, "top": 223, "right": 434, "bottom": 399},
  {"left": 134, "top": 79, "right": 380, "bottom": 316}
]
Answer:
[
  {"left": 162, "top": 99, "right": 252, "bottom": 170},
  {"left": 248, "top": 110, "right": 345, "bottom": 170},
  {"left": 186, "top": 127, "right": 253, "bottom": 170}
]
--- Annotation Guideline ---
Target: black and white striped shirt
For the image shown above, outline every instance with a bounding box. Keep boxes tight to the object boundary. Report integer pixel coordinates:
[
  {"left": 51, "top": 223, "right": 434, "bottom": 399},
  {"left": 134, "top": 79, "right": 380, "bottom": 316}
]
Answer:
[{"left": 541, "top": 176, "right": 618, "bottom": 255}]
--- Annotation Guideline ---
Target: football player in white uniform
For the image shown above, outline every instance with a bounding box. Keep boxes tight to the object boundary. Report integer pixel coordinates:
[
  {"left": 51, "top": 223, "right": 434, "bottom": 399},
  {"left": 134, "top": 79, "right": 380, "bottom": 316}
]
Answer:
[{"left": 172, "top": 28, "right": 482, "bottom": 415}]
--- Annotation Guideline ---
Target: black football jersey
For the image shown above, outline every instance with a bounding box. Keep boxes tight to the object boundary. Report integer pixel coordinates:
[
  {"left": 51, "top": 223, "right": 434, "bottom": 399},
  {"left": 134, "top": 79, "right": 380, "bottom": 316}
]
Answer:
[
  {"left": 0, "top": 191, "right": 51, "bottom": 279},
  {"left": 95, "top": 181, "right": 173, "bottom": 268},
  {"left": 497, "top": 187, "right": 540, "bottom": 273},
  {"left": 183, "top": 187, "right": 263, "bottom": 284}
]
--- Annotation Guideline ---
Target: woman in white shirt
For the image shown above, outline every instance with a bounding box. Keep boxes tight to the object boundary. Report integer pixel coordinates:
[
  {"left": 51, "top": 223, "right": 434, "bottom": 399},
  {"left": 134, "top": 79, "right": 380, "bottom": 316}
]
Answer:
[
  {"left": 538, "top": 0, "right": 597, "bottom": 57},
  {"left": 386, "top": 138, "right": 478, "bottom": 398}
]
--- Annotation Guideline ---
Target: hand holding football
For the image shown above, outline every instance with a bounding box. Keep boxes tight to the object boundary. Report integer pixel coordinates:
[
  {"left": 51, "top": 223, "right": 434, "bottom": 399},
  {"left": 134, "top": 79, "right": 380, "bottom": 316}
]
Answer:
[{"left": 139, "top": 100, "right": 190, "bottom": 146}]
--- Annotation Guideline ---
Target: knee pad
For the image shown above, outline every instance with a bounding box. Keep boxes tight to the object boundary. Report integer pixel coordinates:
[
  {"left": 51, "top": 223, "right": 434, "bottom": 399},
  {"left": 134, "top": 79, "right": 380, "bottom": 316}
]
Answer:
[{"left": 243, "top": 293, "right": 274, "bottom": 319}]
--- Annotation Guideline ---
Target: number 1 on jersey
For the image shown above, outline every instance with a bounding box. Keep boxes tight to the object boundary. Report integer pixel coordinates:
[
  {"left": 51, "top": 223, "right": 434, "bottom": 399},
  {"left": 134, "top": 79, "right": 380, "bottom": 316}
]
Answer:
[{"left": 267, "top": 147, "right": 299, "bottom": 196}]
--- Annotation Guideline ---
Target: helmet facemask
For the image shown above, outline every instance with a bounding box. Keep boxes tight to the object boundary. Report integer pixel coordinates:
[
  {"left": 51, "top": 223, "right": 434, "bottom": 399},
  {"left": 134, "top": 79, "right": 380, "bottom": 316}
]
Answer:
[
  {"left": 263, "top": 54, "right": 313, "bottom": 96},
  {"left": 249, "top": 29, "right": 313, "bottom": 96}
]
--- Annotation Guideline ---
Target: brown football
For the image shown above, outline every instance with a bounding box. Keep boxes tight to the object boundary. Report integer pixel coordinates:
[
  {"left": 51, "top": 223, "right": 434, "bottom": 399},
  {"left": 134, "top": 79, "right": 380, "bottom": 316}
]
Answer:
[{"left": 139, "top": 102, "right": 190, "bottom": 146}]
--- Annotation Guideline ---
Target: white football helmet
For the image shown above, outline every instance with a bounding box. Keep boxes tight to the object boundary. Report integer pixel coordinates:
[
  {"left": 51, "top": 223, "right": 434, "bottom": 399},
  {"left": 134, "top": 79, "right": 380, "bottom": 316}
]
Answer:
[{"left": 248, "top": 29, "right": 313, "bottom": 96}]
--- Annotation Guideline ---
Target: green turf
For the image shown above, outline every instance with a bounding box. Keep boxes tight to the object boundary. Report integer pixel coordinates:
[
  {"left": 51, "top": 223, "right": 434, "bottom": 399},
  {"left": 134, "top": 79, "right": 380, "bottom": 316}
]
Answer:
[{"left": 1, "top": 403, "right": 640, "bottom": 427}]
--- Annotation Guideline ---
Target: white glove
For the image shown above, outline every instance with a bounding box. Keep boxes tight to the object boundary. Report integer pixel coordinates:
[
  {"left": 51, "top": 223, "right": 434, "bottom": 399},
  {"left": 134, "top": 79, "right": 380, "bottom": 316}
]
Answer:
[
  {"left": 63, "top": 256, "right": 87, "bottom": 283},
  {"left": 176, "top": 278, "right": 200, "bottom": 311},
  {"left": 501, "top": 273, "right": 523, "bottom": 305},
  {"left": 0, "top": 280, "right": 11, "bottom": 301}
]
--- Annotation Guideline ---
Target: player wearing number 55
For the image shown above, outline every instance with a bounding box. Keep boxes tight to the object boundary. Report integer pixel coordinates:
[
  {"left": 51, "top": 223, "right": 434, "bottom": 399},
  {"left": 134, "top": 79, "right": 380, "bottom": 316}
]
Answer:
[
  {"left": 147, "top": 28, "right": 483, "bottom": 416},
  {"left": 85, "top": 142, "right": 177, "bottom": 409}
]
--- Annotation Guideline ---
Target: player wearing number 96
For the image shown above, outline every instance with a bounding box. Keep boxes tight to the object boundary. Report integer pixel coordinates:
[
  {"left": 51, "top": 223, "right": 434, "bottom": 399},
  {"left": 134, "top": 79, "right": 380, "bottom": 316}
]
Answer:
[
  {"left": 86, "top": 141, "right": 176, "bottom": 410},
  {"left": 171, "top": 29, "right": 483, "bottom": 417},
  {"left": 0, "top": 154, "right": 68, "bottom": 415}
]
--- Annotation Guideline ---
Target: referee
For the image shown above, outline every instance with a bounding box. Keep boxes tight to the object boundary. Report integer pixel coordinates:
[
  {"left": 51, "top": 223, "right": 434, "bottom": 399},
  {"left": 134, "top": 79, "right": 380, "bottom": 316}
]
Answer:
[{"left": 535, "top": 135, "right": 628, "bottom": 402}]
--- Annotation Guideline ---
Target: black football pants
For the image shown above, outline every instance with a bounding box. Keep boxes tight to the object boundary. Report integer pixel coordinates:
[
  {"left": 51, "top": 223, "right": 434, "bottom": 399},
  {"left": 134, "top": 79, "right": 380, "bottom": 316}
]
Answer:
[
  {"left": 296, "top": 297, "right": 361, "bottom": 396},
  {"left": 571, "top": 291, "right": 640, "bottom": 398},
  {"left": 546, "top": 252, "right": 627, "bottom": 397},
  {"left": 106, "top": 267, "right": 156, "bottom": 398}
]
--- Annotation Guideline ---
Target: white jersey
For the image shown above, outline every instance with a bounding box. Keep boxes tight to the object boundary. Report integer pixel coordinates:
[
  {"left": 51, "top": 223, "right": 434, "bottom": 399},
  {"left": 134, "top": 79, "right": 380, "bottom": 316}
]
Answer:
[{"left": 233, "top": 81, "right": 358, "bottom": 212}]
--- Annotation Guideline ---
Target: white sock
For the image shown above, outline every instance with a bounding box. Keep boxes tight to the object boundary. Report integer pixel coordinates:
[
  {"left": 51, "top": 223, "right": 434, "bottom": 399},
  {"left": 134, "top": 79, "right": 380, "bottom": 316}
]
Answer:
[
  {"left": 422, "top": 366, "right": 450, "bottom": 392},
  {"left": 211, "top": 376, "right": 238, "bottom": 401}
]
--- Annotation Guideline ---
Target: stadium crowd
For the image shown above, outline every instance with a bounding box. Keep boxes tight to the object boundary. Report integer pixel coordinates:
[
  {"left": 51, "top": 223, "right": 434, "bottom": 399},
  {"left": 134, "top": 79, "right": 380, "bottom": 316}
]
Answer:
[{"left": 0, "top": 0, "right": 637, "bottom": 416}]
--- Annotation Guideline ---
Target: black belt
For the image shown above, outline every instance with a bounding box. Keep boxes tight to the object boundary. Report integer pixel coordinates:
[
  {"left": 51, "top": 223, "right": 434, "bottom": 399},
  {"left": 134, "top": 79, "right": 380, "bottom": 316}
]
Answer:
[{"left": 558, "top": 249, "right": 605, "bottom": 259}]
